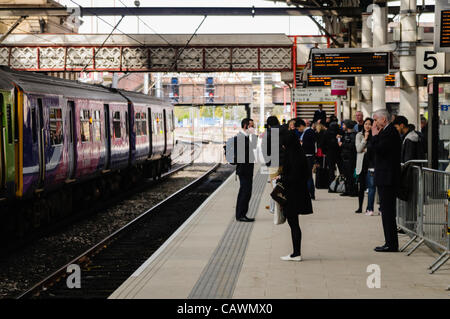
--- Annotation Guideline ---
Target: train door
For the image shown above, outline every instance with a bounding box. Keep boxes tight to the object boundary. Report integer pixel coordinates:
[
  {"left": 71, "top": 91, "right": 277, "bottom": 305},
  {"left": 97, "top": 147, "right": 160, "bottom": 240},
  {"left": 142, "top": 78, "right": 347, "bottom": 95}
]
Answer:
[
  {"left": 37, "top": 98, "right": 45, "bottom": 187},
  {"left": 0, "top": 93, "right": 4, "bottom": 189},
  {"left": 104, "top": 104, "right": 111, "bottom": 169},
  {"left": 147, "top": 107, "right": 152, "bottom": 157},
  {"left": 67, "top": 101, "right": 76, "bottom": 179},
  {"left": 163, "top": 109, "right": 167, "bottom": 155}
]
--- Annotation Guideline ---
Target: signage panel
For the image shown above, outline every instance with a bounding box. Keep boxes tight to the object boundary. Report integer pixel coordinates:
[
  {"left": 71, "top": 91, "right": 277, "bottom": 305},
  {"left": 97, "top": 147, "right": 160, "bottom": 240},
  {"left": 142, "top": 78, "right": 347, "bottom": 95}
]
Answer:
[
  {"left": 434, "top": 0, "right": 450, "bottom": 52},
  {"left": 307, "top": 75, "right": 355, "bottom": 87},
  {"left": 311, "top": 52, "right": 389, "bottom": 76},
  {"left": 331, "top": 79, "right": 347, "bottom": 96},
  {"left": 292, "top": 88, "right": 336, "bottom": 102}
]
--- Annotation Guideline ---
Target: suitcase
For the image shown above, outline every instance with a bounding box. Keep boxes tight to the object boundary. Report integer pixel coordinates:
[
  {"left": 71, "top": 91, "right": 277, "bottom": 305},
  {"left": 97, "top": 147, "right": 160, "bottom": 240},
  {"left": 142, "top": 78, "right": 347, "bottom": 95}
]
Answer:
[{"left": 315, "top": 157, "right": 329, "bottom": 189}]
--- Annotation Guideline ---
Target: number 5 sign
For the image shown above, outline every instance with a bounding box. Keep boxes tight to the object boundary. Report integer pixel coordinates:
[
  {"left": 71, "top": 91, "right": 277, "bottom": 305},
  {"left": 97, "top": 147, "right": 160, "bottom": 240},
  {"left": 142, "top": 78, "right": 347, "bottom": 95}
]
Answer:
[{"left": 416, "top": 47, "right": 445, "bottom": 75}]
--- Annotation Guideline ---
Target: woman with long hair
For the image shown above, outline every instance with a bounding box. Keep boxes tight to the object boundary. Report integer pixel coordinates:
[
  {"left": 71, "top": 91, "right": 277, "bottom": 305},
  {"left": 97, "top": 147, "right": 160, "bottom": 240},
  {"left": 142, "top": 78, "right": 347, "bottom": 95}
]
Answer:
[
  {"left": 355, "top": 118, "right": 377, "bottom": 215},
  {"left": 279, "top": 131, "right": 313, "bottom": 261}
]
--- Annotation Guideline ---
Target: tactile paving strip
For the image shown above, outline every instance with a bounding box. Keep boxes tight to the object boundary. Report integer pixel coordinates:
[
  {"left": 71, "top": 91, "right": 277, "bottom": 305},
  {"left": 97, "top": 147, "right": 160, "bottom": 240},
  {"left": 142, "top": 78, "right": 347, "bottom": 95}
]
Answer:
[{"left": 188, "top": 169, "right": 267, "bottom": 299}]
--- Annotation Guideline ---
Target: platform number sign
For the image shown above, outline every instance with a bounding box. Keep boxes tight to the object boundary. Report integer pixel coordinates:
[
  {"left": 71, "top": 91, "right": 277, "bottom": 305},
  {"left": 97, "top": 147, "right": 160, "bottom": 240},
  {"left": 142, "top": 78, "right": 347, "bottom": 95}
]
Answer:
[{"left": 416, "top": 47, "right": 445, "bottom": 75}]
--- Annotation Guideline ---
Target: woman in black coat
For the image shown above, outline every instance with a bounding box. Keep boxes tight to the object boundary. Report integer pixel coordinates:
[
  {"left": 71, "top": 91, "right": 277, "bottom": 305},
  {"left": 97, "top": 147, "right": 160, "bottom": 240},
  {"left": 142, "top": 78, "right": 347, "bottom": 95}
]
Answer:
[{"left": 280, "top": 131, "right": 313, "bottom": 262}]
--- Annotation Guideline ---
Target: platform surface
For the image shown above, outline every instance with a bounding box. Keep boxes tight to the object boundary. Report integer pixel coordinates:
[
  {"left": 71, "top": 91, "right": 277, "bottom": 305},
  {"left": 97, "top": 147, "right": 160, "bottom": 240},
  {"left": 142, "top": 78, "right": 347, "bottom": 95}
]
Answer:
[{"left": 110, "top": 169, "right": 450, "bottom": 299}]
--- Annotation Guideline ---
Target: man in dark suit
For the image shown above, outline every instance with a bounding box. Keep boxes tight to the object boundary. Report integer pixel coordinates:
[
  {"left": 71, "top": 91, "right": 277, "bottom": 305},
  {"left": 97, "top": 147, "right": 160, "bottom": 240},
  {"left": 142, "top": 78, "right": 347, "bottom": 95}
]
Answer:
[
  {"left": 235, "top": 118, "right": 257, "bottom": 222},
  {"left": 297, "top": 119, "right": 316, "bottom": 200},
  {"left": 313, "top": 104, "right": 327, "bottom": 124},
  {"left": 371, "top": 109, "right": 402, "bottom": 252}
]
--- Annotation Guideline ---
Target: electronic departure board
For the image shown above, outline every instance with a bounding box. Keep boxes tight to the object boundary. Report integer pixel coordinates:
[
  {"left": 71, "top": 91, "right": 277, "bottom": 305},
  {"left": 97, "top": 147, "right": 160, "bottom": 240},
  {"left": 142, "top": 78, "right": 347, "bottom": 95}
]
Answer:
[
  {"left": 440, "top": 10, "right": 450, "bottom": 47},
  {"left": 311, "top": 52, "right": 389, "bottom": 76},
  {"left": 307, "top": 75, "right": 355, "bottom": 87},
  {"left": 385, "top": 74, "right": 396, "bottom": 87}
]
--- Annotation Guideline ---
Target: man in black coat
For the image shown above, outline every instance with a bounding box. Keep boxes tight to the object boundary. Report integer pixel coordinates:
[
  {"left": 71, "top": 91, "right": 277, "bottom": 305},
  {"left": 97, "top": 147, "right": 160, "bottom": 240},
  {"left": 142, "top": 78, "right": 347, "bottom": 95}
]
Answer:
[
  {"left": 235, "top": 118, "right": 257, "bottom": 222},
  {"left": 297, "top": 119, "right": 316, "bottom": 200},
  {"left": 371, "top": 109, "right": 402, "bottom": 252},
  {"left": 313, "top": 104, "right": 327, "bottom": 124},
  {"left": 339, "top": 119, "right": 357, "bottom": 197},
  {"left": 322, "top": 121, "right": 344, "bottom": 187},
  {"left": 392, "top": 115, "right": 425, "bottom": 163}
]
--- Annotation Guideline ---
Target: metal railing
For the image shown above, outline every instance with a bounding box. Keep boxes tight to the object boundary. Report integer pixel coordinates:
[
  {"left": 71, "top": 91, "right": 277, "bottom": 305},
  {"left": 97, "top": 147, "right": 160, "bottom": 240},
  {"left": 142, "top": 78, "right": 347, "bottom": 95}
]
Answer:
[{"left": 397, "top": 160, "right": 450, "bottom": 274}]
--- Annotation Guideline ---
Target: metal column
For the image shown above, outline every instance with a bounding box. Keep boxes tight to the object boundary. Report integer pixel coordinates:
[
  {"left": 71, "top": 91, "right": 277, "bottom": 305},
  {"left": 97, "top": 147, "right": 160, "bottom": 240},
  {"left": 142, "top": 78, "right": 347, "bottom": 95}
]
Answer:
[
  {"left": 260, "top": 73, "right": 265, "bottom": 132},
  {"left": 372, "top": 1, "right": 387, "bottom": 112},
  {"left": 360, "top": 12, "right": 373, "bottom": 117},
  {"left": 399, "top": 0, "right": 419, "bottom": 126}
]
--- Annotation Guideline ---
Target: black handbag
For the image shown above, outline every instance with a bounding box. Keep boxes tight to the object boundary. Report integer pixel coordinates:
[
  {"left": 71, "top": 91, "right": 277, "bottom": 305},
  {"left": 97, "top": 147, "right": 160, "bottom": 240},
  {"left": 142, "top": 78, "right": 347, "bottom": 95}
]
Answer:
[{"left": 270, "top": 181, "right": 287, "bottom": 206}]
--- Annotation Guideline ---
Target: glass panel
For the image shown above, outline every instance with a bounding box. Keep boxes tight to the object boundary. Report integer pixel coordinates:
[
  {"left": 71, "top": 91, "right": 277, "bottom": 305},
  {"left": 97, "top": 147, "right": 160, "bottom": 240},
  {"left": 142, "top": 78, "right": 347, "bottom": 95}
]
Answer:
[
  {"left": 113, "top": 111, "right": 121, "bottom": 139},
  {"left": 93, "top": 110, "right": 101, "bottom": 142},
  {"left": 438, "top": 82, "right": 450, "bottom": 170},
  {"left": 80, "top": 109, "right": 91, "bottom": 142},
  {"left": 50, "top": 108, "right": 63, "bottom": 146}
]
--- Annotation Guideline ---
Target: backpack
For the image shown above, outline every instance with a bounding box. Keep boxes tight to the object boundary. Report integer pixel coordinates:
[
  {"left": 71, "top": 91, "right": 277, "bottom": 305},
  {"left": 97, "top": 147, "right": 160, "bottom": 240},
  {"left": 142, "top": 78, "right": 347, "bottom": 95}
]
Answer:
[
  {"left": 224, "top": 136, "right": 238, "bottom": 165},
  {"left": 329, "top": 175, "right": 345, "bottom": 193}
]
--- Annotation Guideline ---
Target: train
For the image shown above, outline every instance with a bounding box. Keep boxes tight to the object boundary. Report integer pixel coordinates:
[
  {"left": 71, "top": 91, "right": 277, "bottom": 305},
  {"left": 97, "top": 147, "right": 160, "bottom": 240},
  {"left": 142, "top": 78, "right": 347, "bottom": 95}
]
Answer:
[{"left": 0, "top": 67, "right": 175, "bottom": 236}]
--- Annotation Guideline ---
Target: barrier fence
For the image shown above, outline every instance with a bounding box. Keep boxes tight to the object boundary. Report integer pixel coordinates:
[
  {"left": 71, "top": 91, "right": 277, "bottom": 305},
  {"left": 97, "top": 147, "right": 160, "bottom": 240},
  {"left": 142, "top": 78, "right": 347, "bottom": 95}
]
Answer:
[{"left": 397, "top": 162, "right": 450, "bottom": 274}]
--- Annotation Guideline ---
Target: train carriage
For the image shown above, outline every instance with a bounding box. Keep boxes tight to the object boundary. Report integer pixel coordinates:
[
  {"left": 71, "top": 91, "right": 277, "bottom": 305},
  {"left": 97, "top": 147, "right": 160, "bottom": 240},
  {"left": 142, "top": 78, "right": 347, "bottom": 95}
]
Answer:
[
  {"left": 0, "top": 67, "right": 175, "bottom": 236},
  {"left": 117, "top": 90, "right": 174, "bottom": 172},
  {"left": 0, "top": 76, "right": 16, "bottom": 200}
]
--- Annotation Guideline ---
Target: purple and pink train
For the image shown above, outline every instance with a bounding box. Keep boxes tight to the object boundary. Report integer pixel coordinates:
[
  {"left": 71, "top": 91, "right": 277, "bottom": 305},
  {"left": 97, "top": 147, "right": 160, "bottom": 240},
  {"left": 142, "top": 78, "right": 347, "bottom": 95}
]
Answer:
[{"left": 0, "top": 67, "right": 175, "bottom": 236}]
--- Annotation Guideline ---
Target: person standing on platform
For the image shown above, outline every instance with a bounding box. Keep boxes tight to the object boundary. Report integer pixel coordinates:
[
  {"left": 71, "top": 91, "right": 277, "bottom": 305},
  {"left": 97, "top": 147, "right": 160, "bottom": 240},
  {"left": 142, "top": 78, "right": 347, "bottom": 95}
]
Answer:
[
  {"left": 392, "top": 115, "right": 425, "bottom": 163},
  {"left": 280, "top": 130, "right": 313, "bottom": 261},
  {"left": 235, "top": 118, "right": 257, "bottom": 222},
  {"left": 262, "top": 116, "right": 287, "bottom": 216},
  {"left": 372, "top": 110, "right": 401, "bottom": 252},
  {"left": 313, "top": 104, "right": 327, "bottom": 124},
  {"left": 353, "top": 111, "right": 364, "bottom": 133},
  {"left": 355, "top": 118, "right": 376, "bottom": 214},
  {"left": 339, "top": 120, "right": 358, "bottom": 197},
  {"left": 297, "top": 119, "right": 317, "bottom": 200},
  {"left": 322, "top": 120, "right": 344, "bottom": 188}
]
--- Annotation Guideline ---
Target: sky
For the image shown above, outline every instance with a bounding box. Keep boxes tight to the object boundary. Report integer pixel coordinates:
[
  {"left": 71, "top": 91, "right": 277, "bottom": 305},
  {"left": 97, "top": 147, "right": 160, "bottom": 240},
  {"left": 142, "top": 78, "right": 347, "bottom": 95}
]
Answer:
[{"left": 55, "top": 0, "right": 437, "bottom": 35}]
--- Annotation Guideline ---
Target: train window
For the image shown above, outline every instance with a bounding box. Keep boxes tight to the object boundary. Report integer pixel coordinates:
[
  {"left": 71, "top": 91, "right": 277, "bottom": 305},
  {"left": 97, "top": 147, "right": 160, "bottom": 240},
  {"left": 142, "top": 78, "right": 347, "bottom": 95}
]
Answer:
[
  {"left": 141, "top": 112, "right": 147, "bottom": 136},
  {"left": 80, "top": 109, "right": 91, "bottom": 142},
  {"left": 152, "top": 113, "right": 156, "bottom": 135},
  {"left": 49, "top": 108, "right": 64, "bottom": 146},
  {"left": 6, "top": 104, "right": 12, "bottom": 144},
  {"left": 31, "top": 107, "right": 37, "bottom": 143},
  {"left": 135, "top": 112, "right": 147, "bottom": 136},
  {"left": 135, "top": 112, "right": 141, "bottom": 136},
  {"left": 93, "top": 110, "right": 101, "bottom": 142},
  {"left": 125, "top": 111, "right": 129, "bottom": 137},
  {"left": 113, "top": 111, "right": 121, "bottom": 139}
]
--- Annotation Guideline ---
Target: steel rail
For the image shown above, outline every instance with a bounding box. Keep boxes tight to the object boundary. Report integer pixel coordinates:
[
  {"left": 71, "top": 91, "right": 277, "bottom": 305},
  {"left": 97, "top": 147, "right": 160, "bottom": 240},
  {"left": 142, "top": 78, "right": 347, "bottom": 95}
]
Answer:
[{"left": 17, "top": 161, "right": 220, "bottom": 299}]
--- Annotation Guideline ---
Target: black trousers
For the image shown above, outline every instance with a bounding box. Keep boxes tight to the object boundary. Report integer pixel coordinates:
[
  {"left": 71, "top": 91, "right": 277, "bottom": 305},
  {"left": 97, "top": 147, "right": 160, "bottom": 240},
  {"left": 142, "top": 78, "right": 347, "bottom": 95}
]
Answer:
[
  {"left": 235, "top": 174, "right": 253, "bottom": 220},
  {"left": 305, "top": 155, "right": 315, "bottom": 197},
  {"left": 357, "top": 170, "right": 367, "bottom": 210},
  {"left": 342, "top": 158, "right": 357, "bottom": 195},
  {"left": 287, "top": 214, "right": 302, "bottom": 256},
  {"left": 378, "top": 186, "right": 399, "bottom": 249}
]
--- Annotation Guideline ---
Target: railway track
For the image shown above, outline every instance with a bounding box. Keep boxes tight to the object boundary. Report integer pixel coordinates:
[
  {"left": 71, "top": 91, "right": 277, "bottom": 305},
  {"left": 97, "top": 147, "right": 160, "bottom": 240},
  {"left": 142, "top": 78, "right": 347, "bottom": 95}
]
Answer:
[
  {"left": 18, "top": 163, "right": 233, "bottom": 299},
  {"left": 0, "top": 140, "right": 199, "bottom": 255}
]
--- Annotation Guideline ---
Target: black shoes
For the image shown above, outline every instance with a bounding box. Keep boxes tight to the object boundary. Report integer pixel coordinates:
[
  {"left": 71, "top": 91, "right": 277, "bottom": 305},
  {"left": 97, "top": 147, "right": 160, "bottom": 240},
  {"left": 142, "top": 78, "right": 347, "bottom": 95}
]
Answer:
[
  {"left": 355, "top": 208, "right": 362, "bottom": 213},
  {"left": 397, "top": 228, "right": 406, "bottom": 234},
  {"left": 237, "top": 216, "right": 255, "bottom": 222},
  {"left": 374, "top": 245, "right": 398, "bottom": 252}
]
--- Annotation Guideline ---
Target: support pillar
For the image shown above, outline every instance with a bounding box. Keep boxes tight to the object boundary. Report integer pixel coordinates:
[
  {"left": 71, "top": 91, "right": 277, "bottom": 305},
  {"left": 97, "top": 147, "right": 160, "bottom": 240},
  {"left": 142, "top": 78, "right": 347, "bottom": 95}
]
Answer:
[
  {"left": 260, "top": 73, "right": 265, "bottom": 132},
  {"left": 372, "top": 1, "right": 387, "bottom": 112},
  {"left": 360, "top": 12, "right": 373, "bottom": 117},
  {"left": 399, "top": 0, "right": 419, "bottom": 126}
]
